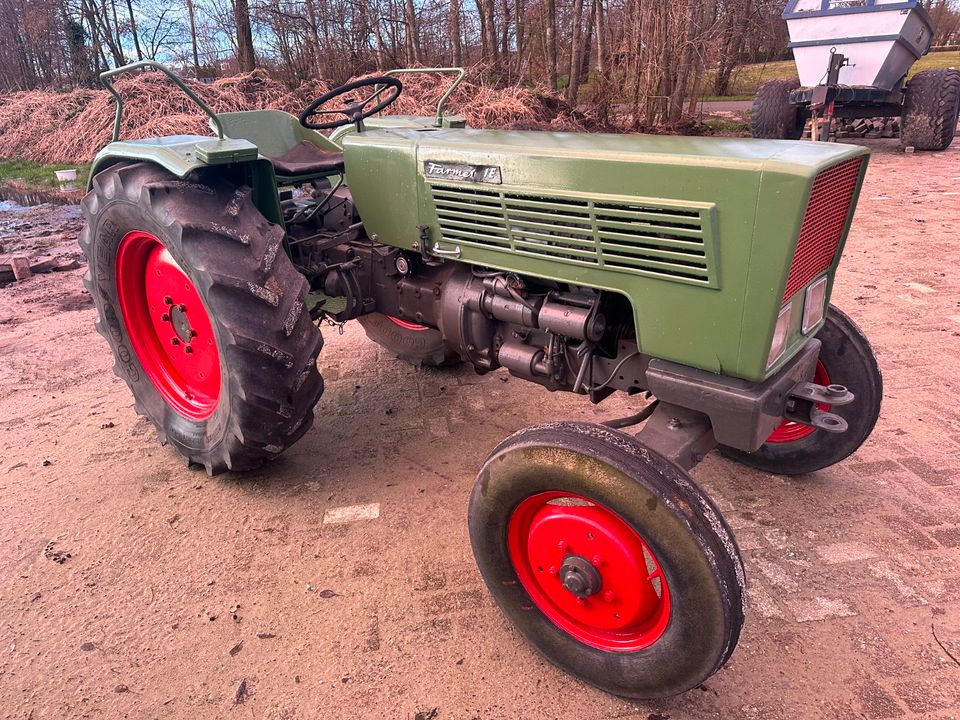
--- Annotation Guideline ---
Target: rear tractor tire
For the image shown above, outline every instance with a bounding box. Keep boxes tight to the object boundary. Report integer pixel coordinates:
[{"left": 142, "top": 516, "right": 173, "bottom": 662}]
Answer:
[
  {"left": 720, "top": 305, "right": 882, "bottom": 476},
  {"left": 469, "top": 422, "right": 745, "bottom": 699},
  {"left": 751, "top": 78, "right": 805, "bottom": 140},
  {"left": 357, "top": 312, "right": 461, "bottom": 368},
  {"left": 79, "top": 161, "right": 324, "bottom": 474},
  {"left": 900, "top": 68, "right": 960, "bottom": 151}
]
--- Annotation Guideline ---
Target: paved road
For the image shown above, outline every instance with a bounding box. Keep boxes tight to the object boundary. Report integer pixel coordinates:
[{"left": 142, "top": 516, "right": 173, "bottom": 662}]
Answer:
[
  {"left": 696, "top": 100, "right": 753, "bottom": 114},
  {"left": 1, "top": 138, "right": 959, "bottom": 719}
]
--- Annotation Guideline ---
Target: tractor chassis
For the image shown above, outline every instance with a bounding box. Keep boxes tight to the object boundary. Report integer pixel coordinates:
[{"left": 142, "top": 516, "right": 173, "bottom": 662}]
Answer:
[{"left": 315, "top": 238, "right": 852, "bottom": 465}]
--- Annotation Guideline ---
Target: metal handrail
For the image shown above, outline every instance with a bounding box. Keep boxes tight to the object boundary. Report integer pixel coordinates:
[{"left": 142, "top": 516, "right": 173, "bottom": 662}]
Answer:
[
  {"left": 383, "top": 67, "right": 466, "bottom": 127},
  {"left": 100, "top": 61, "right": 225, "bottom": 142}
]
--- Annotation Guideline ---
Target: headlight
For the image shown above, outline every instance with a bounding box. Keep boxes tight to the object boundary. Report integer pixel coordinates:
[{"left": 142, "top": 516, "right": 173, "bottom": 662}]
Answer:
[
  {"left": 802, "top": 275, "right": 829, "bottom": 334},
  {"left": 767, "top": 303, "right": 792, "bottom": 369}
]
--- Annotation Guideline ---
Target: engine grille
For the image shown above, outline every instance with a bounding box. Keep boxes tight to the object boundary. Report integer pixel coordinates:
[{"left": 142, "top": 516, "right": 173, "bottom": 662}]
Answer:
[
  {"left": 782, "top": 157, "right": 863, "bottom": 301},
  {"left": 428, "top": 183, "right": 718, "bottom": 287}
]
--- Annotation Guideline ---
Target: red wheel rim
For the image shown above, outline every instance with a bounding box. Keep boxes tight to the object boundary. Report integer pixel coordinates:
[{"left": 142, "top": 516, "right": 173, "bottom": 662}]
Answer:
[
  {"left": 115, "top": 230, "right": 221, "bottom": 421},
  {"left": 385, "top": 315, "right": 430, "bottom": 331},
  {"left": 507, "top": 491, "right": 671, "bottom": 652},
  {"left": 766, "top": 360, "right": 830, "bottom": 443}
]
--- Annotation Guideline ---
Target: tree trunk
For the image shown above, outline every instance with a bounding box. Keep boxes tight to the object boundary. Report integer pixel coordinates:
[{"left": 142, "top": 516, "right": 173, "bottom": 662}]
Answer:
[
  {"left": 184, "top": 0, "right": 200, "bottom": 72},
  {"left": 565, "top": 0, "right": 584, "bottom": 104},
  {"left": 514, "top": 0, "right": 525, "bottom": 76},
  {"left": 125, "top": 0, "right": 143, "bottom": 61},
  {"left": 544, "top": 0, "right": 557, "bottom": 90},
  {"left": 593, "top": 0, "right": 608, "bottom": 122},
  {"left": 476, "top": 0, "right": 498, "bottom": 67},
  {"left": 714, "top": 0, "right": 752, "bottom": 96},
  {"left": 404, "top": 0, "right": 421, "bottom": 64},
  {"left": 233, "top": 0, "right": 257, "bottom": 71},
  {"left": 449, "top": 0, "right": 462, "bottom": 65}
]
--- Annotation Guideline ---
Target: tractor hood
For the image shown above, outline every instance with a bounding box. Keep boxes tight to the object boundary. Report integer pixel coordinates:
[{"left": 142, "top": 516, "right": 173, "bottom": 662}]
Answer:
[{"left": 342, "top": 127, "right": 867, "bottom": 381}]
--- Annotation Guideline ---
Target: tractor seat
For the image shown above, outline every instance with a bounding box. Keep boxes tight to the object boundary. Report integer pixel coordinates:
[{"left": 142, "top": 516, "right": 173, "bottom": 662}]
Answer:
[
  {"left": 212, "top": 110, "right": 345, "bottom": 180},
  {"left": 269, "top": 141, "right": 344, "bottom": 177}
]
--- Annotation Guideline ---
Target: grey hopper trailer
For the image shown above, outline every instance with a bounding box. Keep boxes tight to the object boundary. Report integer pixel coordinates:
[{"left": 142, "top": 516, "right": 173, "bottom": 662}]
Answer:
[{"left": 751, "top": 0, "right": 959, "bottom": 151}]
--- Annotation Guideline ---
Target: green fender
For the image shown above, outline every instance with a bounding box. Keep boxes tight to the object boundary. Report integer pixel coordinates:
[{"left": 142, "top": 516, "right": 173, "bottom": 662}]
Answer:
[{"left": 87, "top": 135, "right": 284, "bottom": 226}]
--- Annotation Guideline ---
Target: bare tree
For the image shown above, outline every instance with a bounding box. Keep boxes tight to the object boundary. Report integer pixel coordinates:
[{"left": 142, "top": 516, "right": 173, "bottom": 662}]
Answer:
[{"left": 233, "top": 0, "right": 257, "bottom": 70}]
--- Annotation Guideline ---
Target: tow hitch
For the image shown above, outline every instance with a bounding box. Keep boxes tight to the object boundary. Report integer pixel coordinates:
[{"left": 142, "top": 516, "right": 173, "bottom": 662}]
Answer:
[{"left": 783, "top": 382, "right": 854, "bottom": 433}]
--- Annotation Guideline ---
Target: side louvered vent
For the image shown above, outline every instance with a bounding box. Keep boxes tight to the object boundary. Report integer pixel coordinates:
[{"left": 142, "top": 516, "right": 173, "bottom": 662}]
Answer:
[{"left": 428, "top": 184, "right": 718, "bottom": 287}]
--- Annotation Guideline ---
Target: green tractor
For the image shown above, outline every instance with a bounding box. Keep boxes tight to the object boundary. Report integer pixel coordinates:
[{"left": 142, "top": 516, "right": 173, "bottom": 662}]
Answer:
[{"left": 80, "top": 61, "right": 882, "bottom": 699}]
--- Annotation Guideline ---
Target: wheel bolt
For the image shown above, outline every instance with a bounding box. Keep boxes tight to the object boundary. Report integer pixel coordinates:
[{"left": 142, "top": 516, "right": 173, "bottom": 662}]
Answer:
[
  {"left": 163, "top": 296, "right": 173, "bottom": 305},
  {"left": 603, "top": 590, "right": 616, "bottom": 603},
  {"left": 184, "top": 346, "right": 194, "bottom": 354},
  {"left": 160, "top": 313, "right": 170, "bottom": 322},
  {"left": 592, "top": 554, "right": 603, "bottom": 567},
  {"left": 171, "top": 338, "right": 180, "bottom": 346},
  {"left": 178, "top": 304, "right": 187, "bottom": 312},
  {"left": 557, "top": 540, "right": 568, "bottom": 552}
]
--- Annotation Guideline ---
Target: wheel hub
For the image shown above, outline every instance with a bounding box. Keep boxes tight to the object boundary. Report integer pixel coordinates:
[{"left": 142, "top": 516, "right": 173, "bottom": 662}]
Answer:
[
  {"left": 169, "top": 304, "right": 194, "bottom": 344},
  {"left": 559, "top": 554, "right": 601, "bottom": 598},
  {"left": 507, "top": 491, "right": 671, "bottom": 652},
  {"left": 115, "top": 230, "right": 221, "bottom": 421}
]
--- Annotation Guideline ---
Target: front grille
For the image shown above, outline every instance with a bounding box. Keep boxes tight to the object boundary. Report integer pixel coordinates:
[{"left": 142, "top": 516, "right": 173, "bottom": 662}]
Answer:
[
  {"left": 428, "top": 184, "right": 718, "bottom": 287},
  {"left": 782, "top": 157, "right": 862, "bottom": 301}
]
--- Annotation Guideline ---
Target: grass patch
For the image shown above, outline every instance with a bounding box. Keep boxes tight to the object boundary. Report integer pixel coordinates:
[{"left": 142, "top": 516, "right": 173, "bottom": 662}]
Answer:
[
  {"left": 701, "top": 118, "right": 751, "bottom": 136},
  {"left": 701, "top": 48, "right": 960, "bottom": 98},
  {"left": 0, "top": 158, "right": 92, "bottom": 190},
  {"left": 696, "top": 94, "right": 754, "bottom": 103}
]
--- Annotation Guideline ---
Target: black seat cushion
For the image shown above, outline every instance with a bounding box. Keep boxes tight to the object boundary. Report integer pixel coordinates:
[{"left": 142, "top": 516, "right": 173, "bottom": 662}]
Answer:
[{"left": 269, "top": 140, "right": 344, "bottom": 176}]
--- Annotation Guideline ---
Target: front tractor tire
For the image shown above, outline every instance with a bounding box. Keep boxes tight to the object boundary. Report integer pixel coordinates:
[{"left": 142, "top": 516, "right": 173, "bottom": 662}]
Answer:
[
  {"left": 469, "top": 422, "right": 745, "bottom": 699},
  {"left": 79, "top": 162, "right": 324, "bottom": 474},
  {"left": 751, "top": 78, "right": 805, "bottom": 140},
  {"left": 720, "top": 306, "right": 882, "bottom": 475},
  {"left": 900, "top": 68, "right": 960, "bottom": 151}
]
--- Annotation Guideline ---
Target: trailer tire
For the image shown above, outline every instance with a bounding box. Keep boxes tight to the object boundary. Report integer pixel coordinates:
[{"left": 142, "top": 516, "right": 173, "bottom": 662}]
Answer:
[
  {"left": 900, "top": 68, "right": 960, "bottom": 151},
  {"left": 357, "top": 313, "right": 461, "bottom": 368},
  {"left": 79, "top": 161, "right": 324, "bottom": 475},
  {"left": 719, "top": 306, "right": 881, "bottom": 476},
  {"left": 751, "top": 78, "right": 804, "bottom": 140}
]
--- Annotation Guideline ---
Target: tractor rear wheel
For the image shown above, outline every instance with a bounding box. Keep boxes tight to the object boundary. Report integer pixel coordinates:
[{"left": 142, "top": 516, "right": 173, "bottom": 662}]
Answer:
[
  {"left": 357, "top": 312, "right": 460, "bottom": 367},
  {"left": 900, "top": 68, "right": 960, "bottom": 151},
  {"left": 79, "top": 161, "right": 324, "bottom": 474},
  {"left": 720, "top": 306, "right": 882, "bottom": 475},
  {"left": 751, "top": 78, "right": 805, "bottom": 140},
  {"left": 469, "top": 422, "right": 745, "bottom": 699}
]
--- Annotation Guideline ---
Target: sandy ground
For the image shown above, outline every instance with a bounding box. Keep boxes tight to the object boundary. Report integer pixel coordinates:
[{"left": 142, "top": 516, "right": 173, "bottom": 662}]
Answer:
[{"left": 1, "top": 137, "right": 959, "bottom": 720}]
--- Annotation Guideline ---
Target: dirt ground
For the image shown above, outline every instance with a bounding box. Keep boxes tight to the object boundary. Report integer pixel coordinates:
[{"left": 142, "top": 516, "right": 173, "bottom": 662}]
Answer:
[{"left": 1, "top": 137, "right": 959, "bottom": 720}]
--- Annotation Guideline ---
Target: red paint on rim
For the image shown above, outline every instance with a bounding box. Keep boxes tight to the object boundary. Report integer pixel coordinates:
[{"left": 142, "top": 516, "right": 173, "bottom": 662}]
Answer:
[
  {"left": 507, "top": 491, "right": 671, "bottom": 652},
  {"left": 766, "top": 360, "right": 831, "bottom": 443},
  {"left": 115, "top": 230, "right": 221, "bottom": 420},
  {"left": 385, "top": 315, "right": 430, "bottom": 331}
]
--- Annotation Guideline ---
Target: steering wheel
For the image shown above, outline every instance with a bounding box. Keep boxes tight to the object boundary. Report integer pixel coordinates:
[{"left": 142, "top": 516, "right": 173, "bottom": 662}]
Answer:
[{"left": 299, "top": 76, "right": 403, "bottom": 130}]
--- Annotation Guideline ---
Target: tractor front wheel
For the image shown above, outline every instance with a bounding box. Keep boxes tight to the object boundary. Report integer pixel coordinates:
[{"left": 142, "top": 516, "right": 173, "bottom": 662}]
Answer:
[
  {"left": 720, "top": 305, "right": 882, "bottom": 475},
  {"left": 79, "top": 162, "right": 324, "bottom": 474},
  {"left": 469, "top": 422, "right": 745, "bottom": 699}
]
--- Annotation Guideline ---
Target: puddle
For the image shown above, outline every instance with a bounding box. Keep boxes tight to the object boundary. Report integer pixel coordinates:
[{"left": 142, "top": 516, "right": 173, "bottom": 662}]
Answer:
[{"left": 0, "top": 183, "right": 82, "bottom": 209}]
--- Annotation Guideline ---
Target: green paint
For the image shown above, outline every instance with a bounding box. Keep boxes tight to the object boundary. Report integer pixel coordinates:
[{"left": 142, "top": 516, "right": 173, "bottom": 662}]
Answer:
[
  {"left": 344, "top": 127, "right": 867, "bottom": 381},
  {"left": 86, "top": 94, "right": 867, "bottom": 384}
]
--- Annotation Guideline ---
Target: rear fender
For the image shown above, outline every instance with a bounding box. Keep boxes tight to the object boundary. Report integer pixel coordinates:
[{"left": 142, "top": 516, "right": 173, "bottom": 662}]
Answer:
[{"left": 88, "top": 135, "right": 284, "bottom": 225}]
